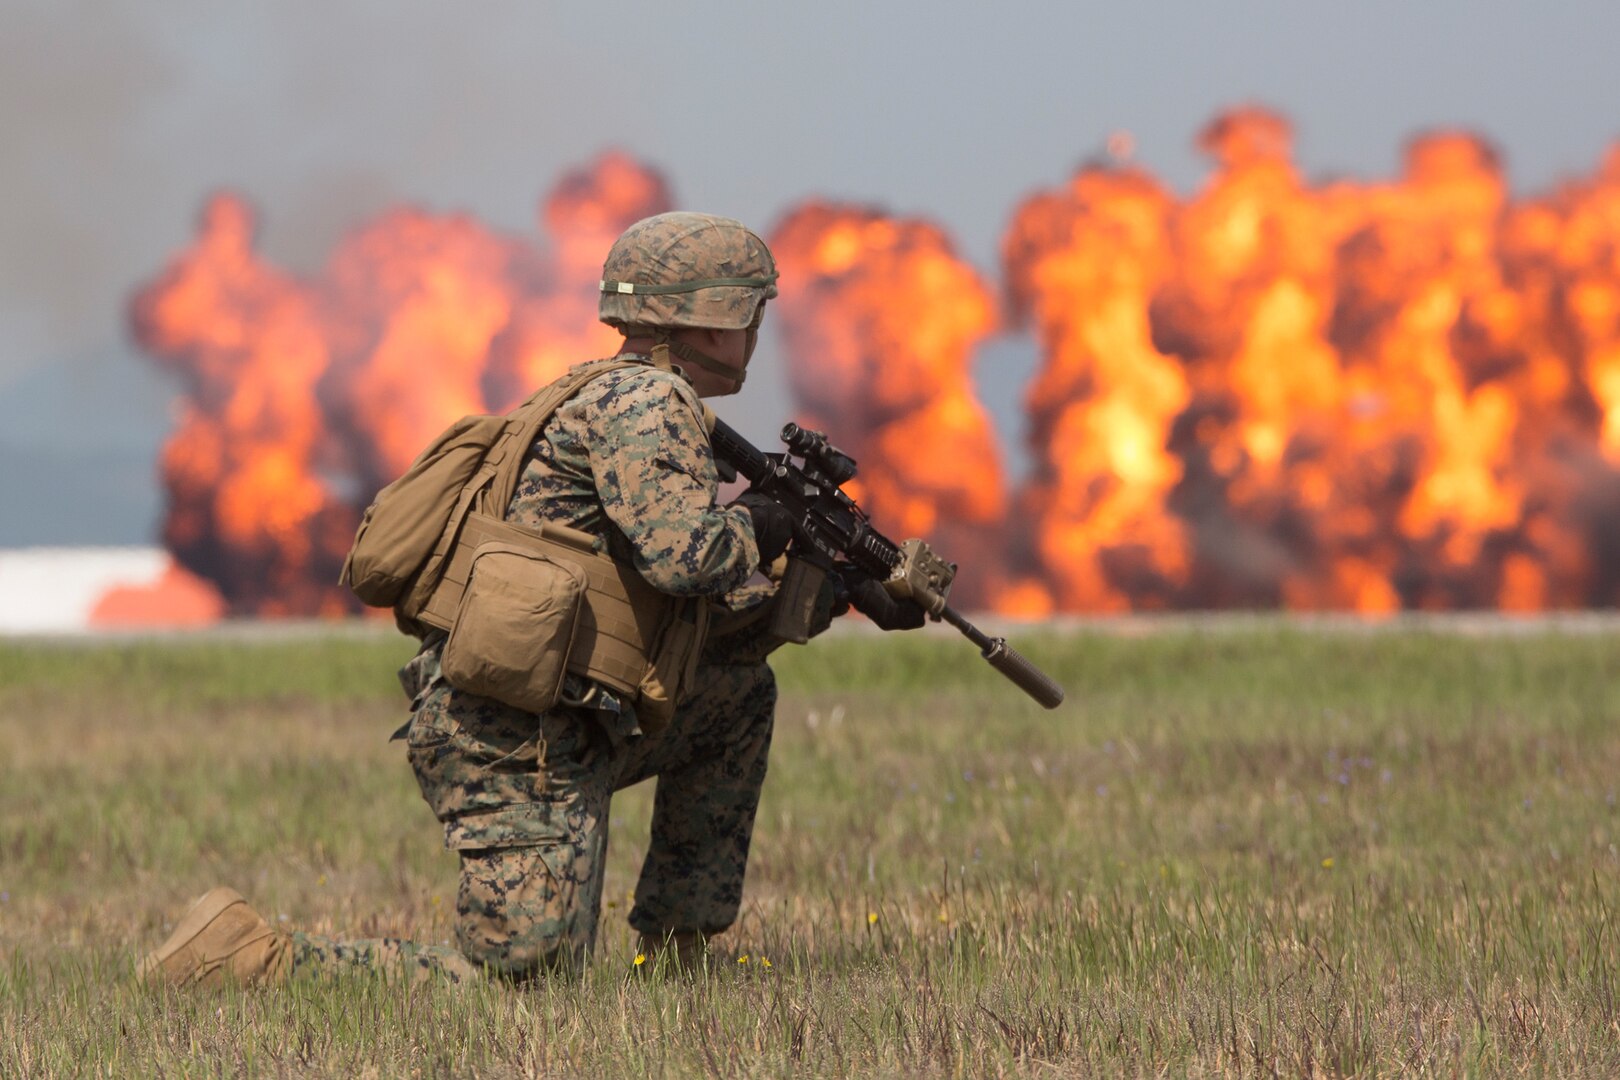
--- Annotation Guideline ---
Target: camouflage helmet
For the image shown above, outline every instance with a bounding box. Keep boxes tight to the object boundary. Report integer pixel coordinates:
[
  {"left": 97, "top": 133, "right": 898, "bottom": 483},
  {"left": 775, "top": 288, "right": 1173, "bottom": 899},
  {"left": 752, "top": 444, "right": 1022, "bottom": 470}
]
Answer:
[{"left": 599, "top": 212, "right": 778, "bottom": 332}]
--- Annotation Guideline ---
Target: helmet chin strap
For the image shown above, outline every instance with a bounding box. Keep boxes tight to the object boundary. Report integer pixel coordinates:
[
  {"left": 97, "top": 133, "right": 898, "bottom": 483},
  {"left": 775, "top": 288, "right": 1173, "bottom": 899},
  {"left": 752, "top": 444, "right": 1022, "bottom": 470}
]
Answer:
[
  {"left": 633, "top": 327, "right": 748, "bottom": 388},
  {"left": 663, "top": 335, "right": 747, "bottom": 387}
]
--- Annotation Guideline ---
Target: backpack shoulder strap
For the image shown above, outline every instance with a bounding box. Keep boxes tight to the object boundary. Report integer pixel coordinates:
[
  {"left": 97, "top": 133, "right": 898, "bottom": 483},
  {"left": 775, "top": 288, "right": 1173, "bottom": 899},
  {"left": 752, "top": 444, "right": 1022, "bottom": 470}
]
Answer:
[
  {"left": 395, "top": 358, "right": 651, "bottom": 629},
  {"left": 476, "top": 357, "right": 651, "bottom": 521}
]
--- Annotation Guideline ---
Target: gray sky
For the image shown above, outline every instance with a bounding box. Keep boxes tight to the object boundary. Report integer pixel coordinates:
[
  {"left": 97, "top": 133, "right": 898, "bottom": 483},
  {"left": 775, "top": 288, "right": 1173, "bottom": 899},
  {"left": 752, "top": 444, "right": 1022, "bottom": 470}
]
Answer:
[{"left": 3, "top": 0, "right": 1617, "bottom": 544}]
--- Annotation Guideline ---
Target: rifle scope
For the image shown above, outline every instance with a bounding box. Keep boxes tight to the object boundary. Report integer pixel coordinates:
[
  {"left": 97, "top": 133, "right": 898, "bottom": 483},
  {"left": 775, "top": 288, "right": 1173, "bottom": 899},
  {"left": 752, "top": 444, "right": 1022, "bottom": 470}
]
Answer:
[{"left": 781, "top": 424, "right": 859, "bottom": 486}]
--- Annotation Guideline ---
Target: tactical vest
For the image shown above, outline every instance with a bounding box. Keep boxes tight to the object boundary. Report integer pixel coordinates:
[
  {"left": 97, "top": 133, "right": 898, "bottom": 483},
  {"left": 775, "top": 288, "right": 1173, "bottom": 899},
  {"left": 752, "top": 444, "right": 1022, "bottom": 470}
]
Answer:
[{"left": 340, "top": 357, "right": 708, "bottom": 731}]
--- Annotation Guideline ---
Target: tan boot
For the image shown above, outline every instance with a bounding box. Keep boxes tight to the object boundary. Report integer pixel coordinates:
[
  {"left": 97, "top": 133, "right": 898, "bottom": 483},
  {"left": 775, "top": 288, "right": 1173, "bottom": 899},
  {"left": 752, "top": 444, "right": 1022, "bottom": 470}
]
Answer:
[{"left": 138, "top": 886, "right": 292, "bottom": 987}]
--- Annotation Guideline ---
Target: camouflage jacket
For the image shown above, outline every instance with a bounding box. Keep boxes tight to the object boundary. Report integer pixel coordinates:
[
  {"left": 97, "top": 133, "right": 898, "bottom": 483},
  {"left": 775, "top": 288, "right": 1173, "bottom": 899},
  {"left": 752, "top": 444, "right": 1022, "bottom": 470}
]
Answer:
[{"left": 507, "top": 356, "right": 758, "bottom": 595}]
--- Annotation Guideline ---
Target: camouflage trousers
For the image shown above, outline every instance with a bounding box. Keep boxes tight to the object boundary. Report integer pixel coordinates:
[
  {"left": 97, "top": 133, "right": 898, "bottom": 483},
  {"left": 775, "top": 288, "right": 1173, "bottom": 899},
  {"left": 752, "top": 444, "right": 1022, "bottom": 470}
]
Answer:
[{"left": 288, "top": 656, "right": 776, "bottom": 982}]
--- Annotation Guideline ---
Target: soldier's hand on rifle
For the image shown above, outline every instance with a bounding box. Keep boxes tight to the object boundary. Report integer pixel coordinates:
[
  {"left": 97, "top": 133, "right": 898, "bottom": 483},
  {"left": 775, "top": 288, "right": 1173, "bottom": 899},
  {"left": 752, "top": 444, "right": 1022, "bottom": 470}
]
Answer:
[
  {"left": 731, "top": 491, "right": 794, "bottom": 566},
  {"left": 839, "top": 570, "right": 928, "bottom": 631}
]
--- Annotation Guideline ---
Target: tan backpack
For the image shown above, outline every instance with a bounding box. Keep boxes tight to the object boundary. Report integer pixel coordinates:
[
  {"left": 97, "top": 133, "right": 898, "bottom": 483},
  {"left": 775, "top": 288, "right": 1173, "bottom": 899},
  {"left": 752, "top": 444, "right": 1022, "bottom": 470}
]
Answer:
[
  {"left": 338, "top": 357, "right": 706, "bottom": 732},
  {"left": 340, "top": 358, "right": 639, "bottom": 622}
]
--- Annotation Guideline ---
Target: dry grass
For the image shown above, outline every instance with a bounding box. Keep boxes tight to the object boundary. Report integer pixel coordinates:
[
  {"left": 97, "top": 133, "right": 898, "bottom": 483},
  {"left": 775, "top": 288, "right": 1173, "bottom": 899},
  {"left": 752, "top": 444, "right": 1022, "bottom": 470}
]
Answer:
[{"left": 2, "top": 624, "right": 1619, "bottom": 1076}]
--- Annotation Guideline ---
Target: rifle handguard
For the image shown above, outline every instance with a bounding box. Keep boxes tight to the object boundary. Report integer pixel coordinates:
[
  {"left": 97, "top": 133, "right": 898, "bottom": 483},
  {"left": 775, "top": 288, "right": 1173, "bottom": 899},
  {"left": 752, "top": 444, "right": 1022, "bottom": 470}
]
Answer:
[{"left": 885, "top": 538, "right": 955, "bottom": 616}]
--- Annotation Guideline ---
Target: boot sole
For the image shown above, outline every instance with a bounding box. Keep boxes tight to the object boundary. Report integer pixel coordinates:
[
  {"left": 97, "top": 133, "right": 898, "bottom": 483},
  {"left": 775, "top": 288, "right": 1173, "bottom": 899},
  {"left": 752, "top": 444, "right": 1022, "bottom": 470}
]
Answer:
[{"left": 137, "top": 886, "right": 247, "bottom": 982}]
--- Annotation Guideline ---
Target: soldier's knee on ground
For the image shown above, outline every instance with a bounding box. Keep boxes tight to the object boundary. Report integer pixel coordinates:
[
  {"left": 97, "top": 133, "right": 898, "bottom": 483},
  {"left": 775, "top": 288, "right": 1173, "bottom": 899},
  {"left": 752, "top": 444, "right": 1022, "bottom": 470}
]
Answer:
[{"left": 454, "top": 845, "right": 596, "bottom": 978}]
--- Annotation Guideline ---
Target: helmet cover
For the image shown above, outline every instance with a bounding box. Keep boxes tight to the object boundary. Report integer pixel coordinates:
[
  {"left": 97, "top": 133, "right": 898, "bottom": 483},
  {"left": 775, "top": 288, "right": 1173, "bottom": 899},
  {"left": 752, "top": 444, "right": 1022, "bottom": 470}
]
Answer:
[{"left": 599, "top": 211, "right": 778, "bottom": 331}]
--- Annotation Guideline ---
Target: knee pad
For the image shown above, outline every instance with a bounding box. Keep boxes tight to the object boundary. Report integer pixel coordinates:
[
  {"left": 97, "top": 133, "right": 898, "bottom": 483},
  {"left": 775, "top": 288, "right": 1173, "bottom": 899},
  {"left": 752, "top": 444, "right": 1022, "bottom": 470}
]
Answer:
[{"left": 454, "top": 845, "right": 595, "bottom": 976}]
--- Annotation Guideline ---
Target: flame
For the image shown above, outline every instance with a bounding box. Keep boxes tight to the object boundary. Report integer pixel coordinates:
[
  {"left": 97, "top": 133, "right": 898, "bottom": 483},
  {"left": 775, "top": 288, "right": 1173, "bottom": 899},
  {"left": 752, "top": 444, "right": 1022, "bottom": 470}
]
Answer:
[
  {"left": 131, "top": 153, "right": 670, "bottom": 614},
  {"left": 768, "top": 203, "right": 1006, "bottom": 606},
  {"left": 133, "top": 111, "right": 1620, "bottom": 617},
  {"left": 131, "top": 194, "right": 349, "bottom": 615},
  {"left": 88, "top": 562, "right": 226, "bottom": 629},
  {"left": 1001, "top": 107, "right": 1620, "bottom": 612},
  {"left": 1002, "top": 165, "right": 1191, "bottom": 612}
]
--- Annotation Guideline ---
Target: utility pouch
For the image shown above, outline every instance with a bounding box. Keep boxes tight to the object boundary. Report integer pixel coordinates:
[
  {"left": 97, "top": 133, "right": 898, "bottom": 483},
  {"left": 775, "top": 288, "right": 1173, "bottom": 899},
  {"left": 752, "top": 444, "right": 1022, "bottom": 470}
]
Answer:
[
  {"left": 423, "top": 512, "right": 709, "bottom": 730},
  {"left": 440, "top": 541, "right": 586, "bottom": 714},
  {"left": 634, "top": 598, "right": 711, "bottom": 733},
  {"left": 766, "top": 558, "right": 827, "bottom": 645}
]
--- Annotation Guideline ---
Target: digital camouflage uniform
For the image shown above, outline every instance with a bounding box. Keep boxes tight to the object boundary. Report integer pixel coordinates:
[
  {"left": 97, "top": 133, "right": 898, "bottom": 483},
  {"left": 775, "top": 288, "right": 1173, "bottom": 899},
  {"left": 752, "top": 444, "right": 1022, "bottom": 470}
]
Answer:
[
  {"left": 129, "top": 213, "right": 798, "bottom": 988},
  {"left": 292, "top": 358, "right": 796, "bottom": 981}
]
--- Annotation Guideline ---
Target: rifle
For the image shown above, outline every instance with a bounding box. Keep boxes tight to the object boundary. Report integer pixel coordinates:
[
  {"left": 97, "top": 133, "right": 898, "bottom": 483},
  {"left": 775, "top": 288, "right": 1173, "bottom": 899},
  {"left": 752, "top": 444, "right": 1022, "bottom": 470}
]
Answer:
[{"left": 708, "top": 417, "right": 1065, "bottom": 710}]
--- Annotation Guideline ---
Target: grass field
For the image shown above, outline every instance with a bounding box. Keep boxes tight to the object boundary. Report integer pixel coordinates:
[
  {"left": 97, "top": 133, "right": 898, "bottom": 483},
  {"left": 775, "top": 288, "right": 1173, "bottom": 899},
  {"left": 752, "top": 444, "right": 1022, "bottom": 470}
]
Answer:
[{"left": 2, "top": 621, "right": 1619, "bottom": 1076}]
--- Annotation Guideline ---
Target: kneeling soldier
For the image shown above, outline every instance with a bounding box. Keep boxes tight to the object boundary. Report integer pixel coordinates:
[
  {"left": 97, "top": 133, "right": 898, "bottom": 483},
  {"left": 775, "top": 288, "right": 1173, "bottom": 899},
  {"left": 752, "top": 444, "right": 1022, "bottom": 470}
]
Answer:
[{"left": 141, "top": 212, "right": 921, "bottom": 986}]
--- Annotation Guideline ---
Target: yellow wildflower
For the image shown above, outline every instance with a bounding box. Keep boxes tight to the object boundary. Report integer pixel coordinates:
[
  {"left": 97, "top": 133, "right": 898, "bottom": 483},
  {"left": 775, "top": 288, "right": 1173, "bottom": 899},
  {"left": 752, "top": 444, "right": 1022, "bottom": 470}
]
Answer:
[
  {"left": 633, "top": 953, "right": 646, "bottom": 967},
  {"left": 1321, "top": 857, "right": 1335, "bottom": 870},
  {"left": 867, "top": 912, "right": 878, "bottom": 925},
  {"left": 737, "top": 954, "right": 749, "bottom": 964}
]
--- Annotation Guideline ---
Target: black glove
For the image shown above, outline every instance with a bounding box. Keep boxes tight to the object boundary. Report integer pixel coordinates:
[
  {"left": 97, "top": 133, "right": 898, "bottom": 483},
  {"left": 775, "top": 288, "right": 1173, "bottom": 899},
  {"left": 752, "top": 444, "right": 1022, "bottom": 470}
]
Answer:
[
  {"left": 842, "top": 571, "right": 928, "bottom": 631},
  {"left": 732, "top": 491, "right": 794, "bottom": 565}
]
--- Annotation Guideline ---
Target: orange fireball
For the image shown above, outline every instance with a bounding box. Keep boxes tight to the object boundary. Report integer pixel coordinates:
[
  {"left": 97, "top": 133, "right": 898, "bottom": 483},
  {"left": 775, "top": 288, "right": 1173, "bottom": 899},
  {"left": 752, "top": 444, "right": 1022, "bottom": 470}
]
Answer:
[
  {"left": 133, "top": 113, "right": 1620, "bottom": 617},
  {"left": 1002, "top": 107, "right": 1620, "bottom": 612},
  {"left": 132, "top": 155, "right": 672, "bottom": 615},
  {"left": 770, "top": 203, "right": 1006, "bottom": 607}
]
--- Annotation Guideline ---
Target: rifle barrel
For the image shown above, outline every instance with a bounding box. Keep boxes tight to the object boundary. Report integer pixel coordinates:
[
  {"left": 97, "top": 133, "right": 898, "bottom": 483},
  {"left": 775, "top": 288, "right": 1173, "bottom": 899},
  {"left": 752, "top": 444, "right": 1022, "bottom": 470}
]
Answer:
[{"left": 939, "top": 605, "right": 1066, "bottom": 710}]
